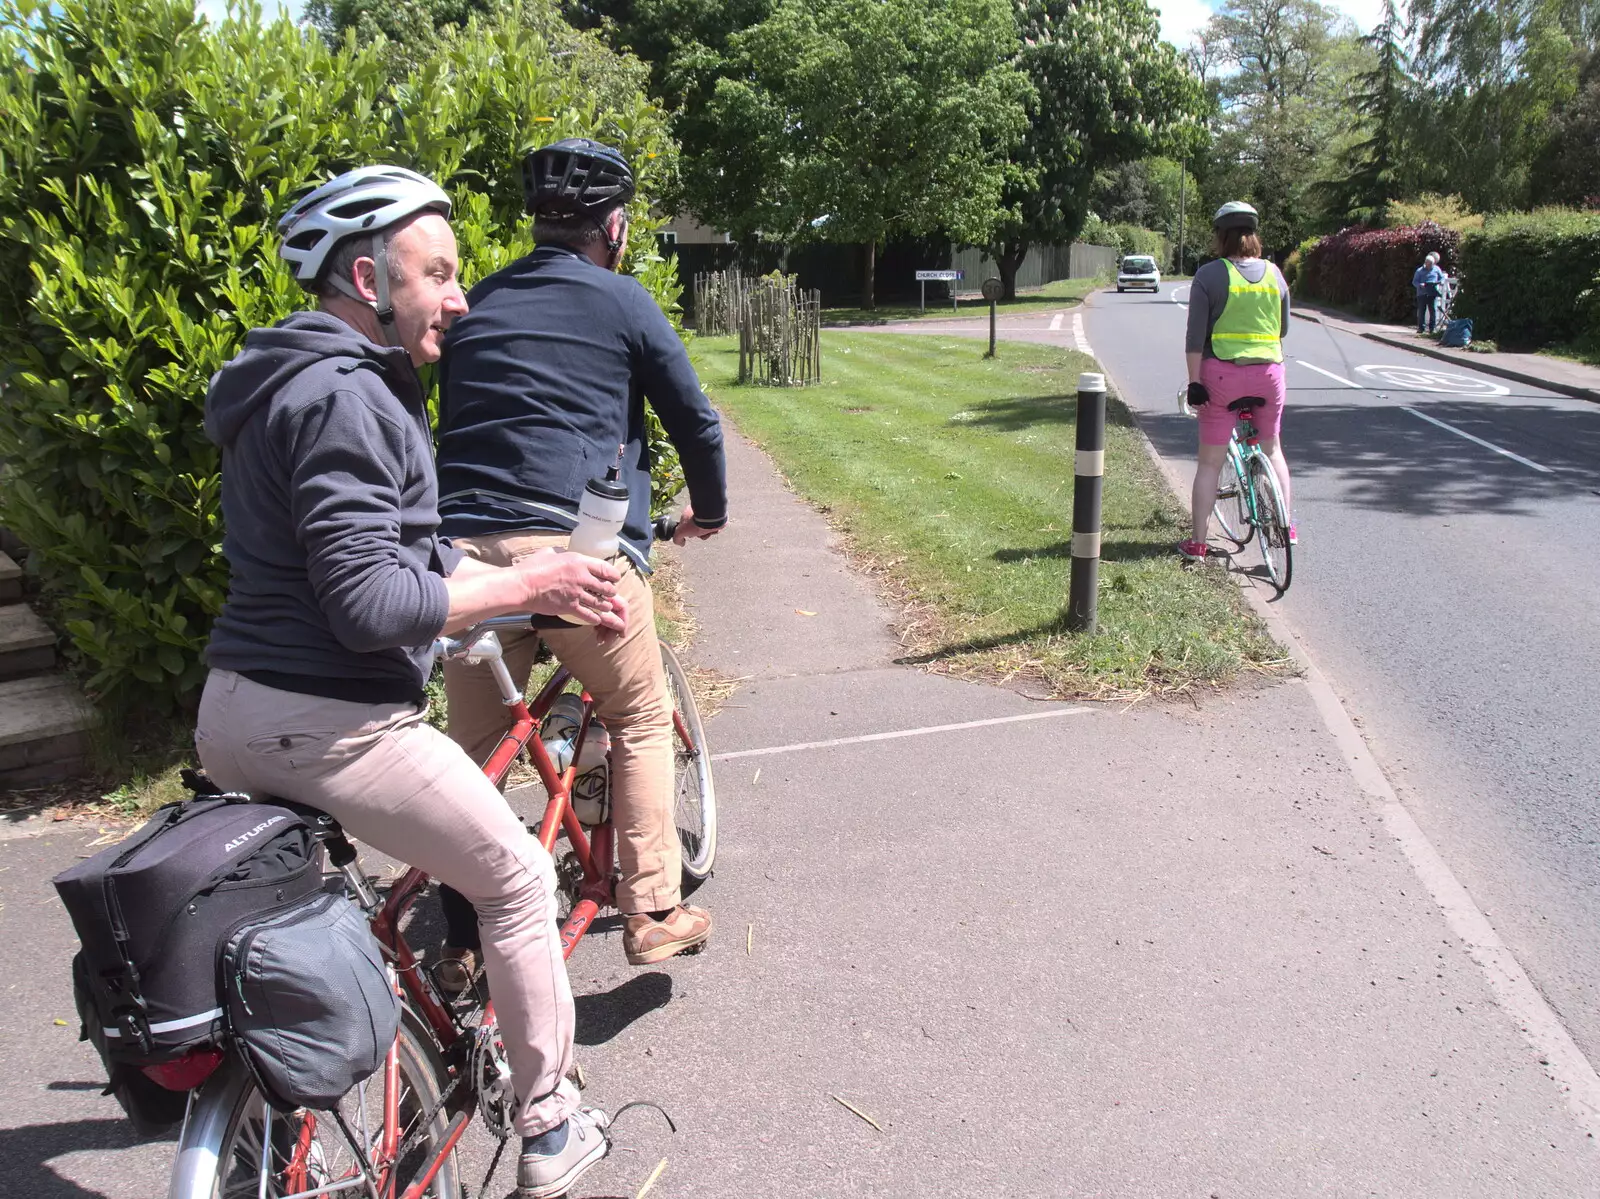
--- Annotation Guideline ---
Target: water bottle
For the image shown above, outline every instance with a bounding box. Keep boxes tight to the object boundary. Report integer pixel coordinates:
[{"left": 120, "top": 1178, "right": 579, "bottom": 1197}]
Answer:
[
  {"left": 567, "top": 466, "right": 629, "bottom": 560},
  {"left": 539, "top": 693, "right": 611, "bottom": 774},
  {"left": 538, "top": 693, "right": 611, "bottom": 826}
]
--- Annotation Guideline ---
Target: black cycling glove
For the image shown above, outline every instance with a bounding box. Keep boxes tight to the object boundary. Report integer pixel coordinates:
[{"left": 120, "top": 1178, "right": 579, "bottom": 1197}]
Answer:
[{"left": 1186, "top": 381, "right": 1211, "bottom": 407}]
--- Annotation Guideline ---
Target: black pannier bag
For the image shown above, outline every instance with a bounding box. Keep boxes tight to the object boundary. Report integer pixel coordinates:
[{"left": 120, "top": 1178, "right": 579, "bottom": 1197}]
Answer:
[
  {"left": 223, "top": 890, "right": 400, "bottom": 1111},
  {"left": 54, "top": 795, "right": 323, "bottom": 1125}
]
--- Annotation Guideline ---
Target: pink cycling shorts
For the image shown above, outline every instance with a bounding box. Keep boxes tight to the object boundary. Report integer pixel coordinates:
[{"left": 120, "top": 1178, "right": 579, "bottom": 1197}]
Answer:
[{"left": 1197, "top": 358, "right": 1285, "bottom": 447}]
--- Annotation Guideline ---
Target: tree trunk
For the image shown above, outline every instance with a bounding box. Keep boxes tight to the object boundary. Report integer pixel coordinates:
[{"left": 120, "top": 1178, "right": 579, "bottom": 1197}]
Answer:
[
  {"left": 860, "top": 240, "right": 877, "bottom": 311},
  {"left": 997, "top": 241, "right": 1028, "bottom": 300}
]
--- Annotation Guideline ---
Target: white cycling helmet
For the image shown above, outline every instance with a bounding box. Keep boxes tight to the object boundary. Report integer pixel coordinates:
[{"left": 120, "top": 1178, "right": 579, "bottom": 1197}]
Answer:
[
  {"left": 1212, "top": 200, "right": 1260, "bottom": 232},
  {"left": 277, "top": 166, "right": 453, "bottom": 340}
]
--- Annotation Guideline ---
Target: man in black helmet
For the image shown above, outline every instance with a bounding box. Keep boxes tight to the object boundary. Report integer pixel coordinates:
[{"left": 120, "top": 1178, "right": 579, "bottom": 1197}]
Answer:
[{"left": 435, "top": 138, "right": 727, "bottom": 971}]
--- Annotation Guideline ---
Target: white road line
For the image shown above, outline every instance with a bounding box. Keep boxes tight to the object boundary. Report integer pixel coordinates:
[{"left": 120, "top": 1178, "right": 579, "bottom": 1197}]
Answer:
[
  {"left": 1072, "top": 312, "right": 1094, "bottom": 356},
  {"left": 1401, "top": 406, "right": 1553, "bottom": 474},
  {"left": 1105, "top": 364, "right": 1600, "bottom": 1140},
  {"left": 1296, "top": 358, "right": 1360, "bottom": 388},
  {"left": 1170, "top": 284, "right": 1191, "bottom": 305},
  {"left": 1048, "top": 312, "right": 1064, "bottom": 332},
  {"left": 711, "top": 706, "right": 1093, "bottom": 762}
]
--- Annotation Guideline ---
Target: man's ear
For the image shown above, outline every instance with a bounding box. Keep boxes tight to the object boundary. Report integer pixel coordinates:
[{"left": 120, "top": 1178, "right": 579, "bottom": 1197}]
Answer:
[{"left": 350, "top": 256, "right": 381, "bottom": 304}]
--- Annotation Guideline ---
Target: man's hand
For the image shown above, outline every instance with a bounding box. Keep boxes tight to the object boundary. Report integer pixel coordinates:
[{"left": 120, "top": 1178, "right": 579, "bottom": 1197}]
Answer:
[
  {"left": 672, "top": 504, "right": 722, "bottom": 546},
  {"left": 1186, "top": 381, "right": 1211, "bottom": 407},
  {"left": 514, "top": 549, "right": 627, "bottom": 634}
]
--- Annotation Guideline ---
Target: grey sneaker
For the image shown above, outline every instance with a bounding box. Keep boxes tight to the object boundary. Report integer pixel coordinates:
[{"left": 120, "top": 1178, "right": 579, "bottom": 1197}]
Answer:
[{"left": 517, "top": 1107, "right": 610, "bottom": 1198}]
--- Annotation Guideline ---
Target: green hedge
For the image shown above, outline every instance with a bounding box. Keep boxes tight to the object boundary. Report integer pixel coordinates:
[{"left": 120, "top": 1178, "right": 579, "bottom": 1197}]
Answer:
[
  {"left": 1454, "top": 208, "right": 1600, "bottom": 350},
  {"left": 0, "top": 0, "right": 678, "bottom": 711},
  {"left": 1102, "top": 223, "right": 1171, "bottom": 269}
]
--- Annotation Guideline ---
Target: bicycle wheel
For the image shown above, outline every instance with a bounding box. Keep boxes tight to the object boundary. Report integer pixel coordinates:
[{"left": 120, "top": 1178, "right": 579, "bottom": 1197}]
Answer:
[
  {"left": 1211, "top": 453, "right": 1253, "bottom": 548},
  {"left": 660, "top": 641, "right": 717, "bottom": 879},
  {"left": 167, "top": 1012, "right": 460, "bottom": 1199},
  {"left": 1247, "top": 455, "right": 1293, "bottom": 594}
]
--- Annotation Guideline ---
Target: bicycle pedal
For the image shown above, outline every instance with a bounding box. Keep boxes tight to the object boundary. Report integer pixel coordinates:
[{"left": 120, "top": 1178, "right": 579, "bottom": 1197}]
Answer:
[{"left": 1216, "top": 485, "right": 1239, "bottom": 499}]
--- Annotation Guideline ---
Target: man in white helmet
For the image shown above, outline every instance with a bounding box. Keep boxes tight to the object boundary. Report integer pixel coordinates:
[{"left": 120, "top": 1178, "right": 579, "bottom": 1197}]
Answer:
[{"left": 194, "top": 165, "right": 618, "bottom": 1197}]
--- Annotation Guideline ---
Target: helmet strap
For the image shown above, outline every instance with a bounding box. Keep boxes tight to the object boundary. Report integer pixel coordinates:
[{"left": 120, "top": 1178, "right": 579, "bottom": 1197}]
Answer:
[
  {"left": 326, "top": 234, "right": 402, "bottom": 347},
  {"left": 595, "top": 212, "right": 625, "bottom": 271}
]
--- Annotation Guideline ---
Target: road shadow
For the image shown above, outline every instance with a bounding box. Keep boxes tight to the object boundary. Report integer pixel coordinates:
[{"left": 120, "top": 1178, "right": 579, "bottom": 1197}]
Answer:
[
  {"left": 0, "top": 1117, "right": 174, "bottom": 1198},
  {"left": 1138, "top": 400, "right": 1600, "bottom": 516},
  {"left": 574, "top": 972, "right": 673, "bottom": 1046},
  {"left": 895, "top": 614, "right": 1069, "bottom": 666}
]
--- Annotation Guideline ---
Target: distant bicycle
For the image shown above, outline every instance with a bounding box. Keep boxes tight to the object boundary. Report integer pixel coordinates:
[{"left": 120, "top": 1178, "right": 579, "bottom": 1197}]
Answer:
[{"left": 1211, "top": 396, "right": 1292, "bottom": 594}]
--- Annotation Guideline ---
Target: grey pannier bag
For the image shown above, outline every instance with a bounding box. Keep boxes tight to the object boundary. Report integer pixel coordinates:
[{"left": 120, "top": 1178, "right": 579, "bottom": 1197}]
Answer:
[{"left": 222, "top": 889, "right": 401, "bottom": 1111}]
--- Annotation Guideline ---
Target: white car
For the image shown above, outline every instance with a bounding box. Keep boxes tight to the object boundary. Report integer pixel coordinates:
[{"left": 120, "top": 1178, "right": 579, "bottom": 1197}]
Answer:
[{"left": 1116, "top": 256, "right": 1161, "bottom": 292}]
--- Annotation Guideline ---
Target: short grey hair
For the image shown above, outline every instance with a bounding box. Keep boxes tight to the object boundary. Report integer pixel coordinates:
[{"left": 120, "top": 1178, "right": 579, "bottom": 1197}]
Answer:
[
  {"left": 533, "top": 204, "right": 626, "bottom": 249},
  {"left": 317, "top": 232, "right": 407, "bottom": 301},
  {"left": 1425, "top": 251, "right": 1440, "bottom": 264}
]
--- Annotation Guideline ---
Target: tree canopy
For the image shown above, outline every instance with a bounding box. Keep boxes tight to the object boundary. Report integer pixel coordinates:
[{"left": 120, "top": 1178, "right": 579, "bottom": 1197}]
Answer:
[{"left": 690, "top": 0, "right": 1031, "bottom": 307}]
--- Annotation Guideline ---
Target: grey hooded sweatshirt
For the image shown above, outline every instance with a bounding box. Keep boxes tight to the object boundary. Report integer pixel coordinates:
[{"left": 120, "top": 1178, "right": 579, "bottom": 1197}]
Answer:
[{"left": 204, "top": 310, "right": 463, "bottom": 705}]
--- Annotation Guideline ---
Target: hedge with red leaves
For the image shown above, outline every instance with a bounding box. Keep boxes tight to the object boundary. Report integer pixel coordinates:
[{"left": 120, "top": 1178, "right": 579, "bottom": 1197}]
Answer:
[{"left": 1296, "top": 222, "right": 1461, "bottom": 324}]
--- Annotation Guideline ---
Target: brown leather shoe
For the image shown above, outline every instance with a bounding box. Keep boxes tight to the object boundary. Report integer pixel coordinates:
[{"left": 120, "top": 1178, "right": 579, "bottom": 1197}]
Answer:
[
  {"left": 435, "top": 944, "right": 478, "bottom": 996},
  {"left": 622, "top": 905, "right": 712, "bottom": 965}
]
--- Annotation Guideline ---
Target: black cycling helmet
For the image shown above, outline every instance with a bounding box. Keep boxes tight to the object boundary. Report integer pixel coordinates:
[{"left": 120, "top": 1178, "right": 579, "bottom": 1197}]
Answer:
[
  {"left": 521, "top": 138, "right": 636, "bottom": 217},
  {"left": 1212, "top": 200, "right": 1260, "bottom": 233}
]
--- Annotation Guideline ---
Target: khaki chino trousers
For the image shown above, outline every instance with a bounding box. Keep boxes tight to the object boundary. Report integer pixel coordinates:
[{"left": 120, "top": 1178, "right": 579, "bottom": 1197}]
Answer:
[{"left": 443, "top": 532, "right": 681, "bottom": 915}]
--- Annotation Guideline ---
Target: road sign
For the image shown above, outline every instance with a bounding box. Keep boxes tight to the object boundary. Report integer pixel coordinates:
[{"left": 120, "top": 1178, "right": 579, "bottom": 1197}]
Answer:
[
  {"left": 981, "top": 277, "right": 1004, "bottom": 302},
  {"left": 916, "top": 269, "right": 964, "bottom": 313}
]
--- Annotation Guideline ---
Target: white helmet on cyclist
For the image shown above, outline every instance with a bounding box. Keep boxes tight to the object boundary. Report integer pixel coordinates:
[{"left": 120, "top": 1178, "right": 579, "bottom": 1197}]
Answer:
[
  {"left": 277, "top": 166, "right": 453, "bottom": 341},
  {"left": 1212, "top": 200, "right": 1260, "bottom": 233}
]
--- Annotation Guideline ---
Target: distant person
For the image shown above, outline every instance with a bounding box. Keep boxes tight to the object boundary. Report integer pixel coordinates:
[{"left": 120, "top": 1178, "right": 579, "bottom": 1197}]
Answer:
[
  {"left": 1413, "top": 252, "right": 1445, "bottom": 334},
  {"left": 1181, "top": 201, "right": 1294, "bottom": 561}
]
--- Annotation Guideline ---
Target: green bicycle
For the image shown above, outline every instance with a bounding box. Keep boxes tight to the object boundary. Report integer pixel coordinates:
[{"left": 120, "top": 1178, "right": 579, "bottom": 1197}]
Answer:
[{"left": 1211, "top": 396, "right": 1293, "bottom": 594}]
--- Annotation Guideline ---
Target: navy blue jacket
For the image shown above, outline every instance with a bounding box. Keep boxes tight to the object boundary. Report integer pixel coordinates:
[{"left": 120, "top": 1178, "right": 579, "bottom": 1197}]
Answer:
[{"left": 436, "top": 244, "right": 727, "bottom": 569}]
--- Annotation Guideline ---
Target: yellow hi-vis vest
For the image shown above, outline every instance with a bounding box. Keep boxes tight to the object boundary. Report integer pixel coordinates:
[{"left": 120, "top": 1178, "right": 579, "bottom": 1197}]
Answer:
[{"left": 1212, "top": 259, "right": 1283, "bottom": 364}]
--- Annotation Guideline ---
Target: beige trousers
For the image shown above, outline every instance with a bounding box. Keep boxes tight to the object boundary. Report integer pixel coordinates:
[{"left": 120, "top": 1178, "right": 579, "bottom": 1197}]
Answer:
[
  {"left": 194, "top": 669, "right": 577, "bottom": 1137},
  {"left": 444, "top": 532, "right": 681, "bottom": 914}
]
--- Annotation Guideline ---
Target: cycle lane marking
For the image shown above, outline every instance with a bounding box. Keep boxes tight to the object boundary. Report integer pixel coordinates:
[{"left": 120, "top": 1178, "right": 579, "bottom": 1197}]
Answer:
[
  {"left": 1048, "top": 312, "right": 1063, "bottom": 332},
  {"left": 712, "top": 706, "right": 1093, "bottom": 762},
  {"left": 1401, "top": 406, "right": 1554, "bottom": 474},
  {"left": 1295, "top": 358, "right": 1360, "bottom": 388},
  {"left": 1072, "top": 312, "right": 1094, "bottom": 356}
]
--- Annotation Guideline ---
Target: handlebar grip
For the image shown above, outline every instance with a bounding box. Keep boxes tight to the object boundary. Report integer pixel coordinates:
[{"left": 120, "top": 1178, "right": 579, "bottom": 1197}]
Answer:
[
  {"left": 526, "top": 614, "right": 576, "bottom": 630},
  {"left": 653, "top": 515, "right": 679, "bottom": 543}
]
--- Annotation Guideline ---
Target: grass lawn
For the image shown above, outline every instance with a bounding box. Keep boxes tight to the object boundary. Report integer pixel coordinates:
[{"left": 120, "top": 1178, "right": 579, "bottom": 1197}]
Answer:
[
  {"left": 1538, "top": 343, "right": 1600, "bottom": 368},
  {"left": 692, "top": 331, "right": 1284, "bottom": 698},
  {"left": 822, "top": 276, "right": 1104, "bottom": 327}
]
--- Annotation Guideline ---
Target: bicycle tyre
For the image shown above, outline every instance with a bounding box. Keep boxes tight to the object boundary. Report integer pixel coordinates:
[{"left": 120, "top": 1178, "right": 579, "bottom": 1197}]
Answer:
[
  {"left": 660, "top": 641, "right": 717, "bottom": 879},
  {"left": 1247, "top": 455, "right": 1293, "bottom": 594},
  {"left": 167, "top": 1011, "right": 460, "bottom": 1199},
  {"left": 1211, "top": 455, "right": 1253, "bottom": 548}
]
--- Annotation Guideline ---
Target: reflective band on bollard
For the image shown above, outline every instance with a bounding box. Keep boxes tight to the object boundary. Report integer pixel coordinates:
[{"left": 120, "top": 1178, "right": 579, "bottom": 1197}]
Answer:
[{"left": 1067, "top": 372, "right": 1106, "bottom": 633}]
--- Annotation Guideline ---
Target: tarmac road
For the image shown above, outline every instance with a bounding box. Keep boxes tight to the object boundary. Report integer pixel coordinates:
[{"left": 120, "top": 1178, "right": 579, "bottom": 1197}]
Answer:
[{"left": 1083, "top": 281, "right": 1600, "bottom": 1078}]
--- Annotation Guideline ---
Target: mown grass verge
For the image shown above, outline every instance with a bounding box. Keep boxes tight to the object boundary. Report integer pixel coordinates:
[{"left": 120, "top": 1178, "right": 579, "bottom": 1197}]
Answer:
[
  {"left": 693, "top": 330, "right": 1286, "bottom": 698},
  {"left": 822, "top": 276, "right": 1104, "bottom": 327}
]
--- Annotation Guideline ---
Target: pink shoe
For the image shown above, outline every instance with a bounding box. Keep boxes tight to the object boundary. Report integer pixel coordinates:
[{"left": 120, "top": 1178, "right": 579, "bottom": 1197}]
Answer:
[{"left": 1178, "top": 539, "right": 1209, "bottom": 562}]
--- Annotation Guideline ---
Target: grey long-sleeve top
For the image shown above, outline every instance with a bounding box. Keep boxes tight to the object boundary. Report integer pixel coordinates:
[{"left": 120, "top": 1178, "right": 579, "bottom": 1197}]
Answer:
[{"left": 1185, "top": 258, "right": 1292, "bottom": 359}]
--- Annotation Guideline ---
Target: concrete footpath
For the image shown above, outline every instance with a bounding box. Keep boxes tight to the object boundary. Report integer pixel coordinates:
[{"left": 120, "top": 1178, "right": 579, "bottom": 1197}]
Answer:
[
  {"left": 2, "top": 427, "right": 1598, "bottom": 1196},
  {"left": 1291, "top": 300, "right": 1600, "bottom": 404}
]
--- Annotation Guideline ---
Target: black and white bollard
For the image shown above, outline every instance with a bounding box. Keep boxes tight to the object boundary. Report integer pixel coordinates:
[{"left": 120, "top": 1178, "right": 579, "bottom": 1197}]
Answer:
[{"left": 1067, "top": 372, "right": 1106, "bottom": 633}]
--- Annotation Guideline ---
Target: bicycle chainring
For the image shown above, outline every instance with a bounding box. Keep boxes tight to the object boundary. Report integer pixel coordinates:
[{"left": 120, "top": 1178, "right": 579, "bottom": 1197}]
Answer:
[{"left": 473, "top": 1025, "right": 518, "bottom": 1139}]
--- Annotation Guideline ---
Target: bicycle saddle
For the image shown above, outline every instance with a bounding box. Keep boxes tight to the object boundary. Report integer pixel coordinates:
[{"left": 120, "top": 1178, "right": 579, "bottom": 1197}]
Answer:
[
  {"left": 1227, "top": 396, "right": 1267, "bottom": 412},
  {"left": 180, "top": 768, "right": 347, "bottom": 841}
]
